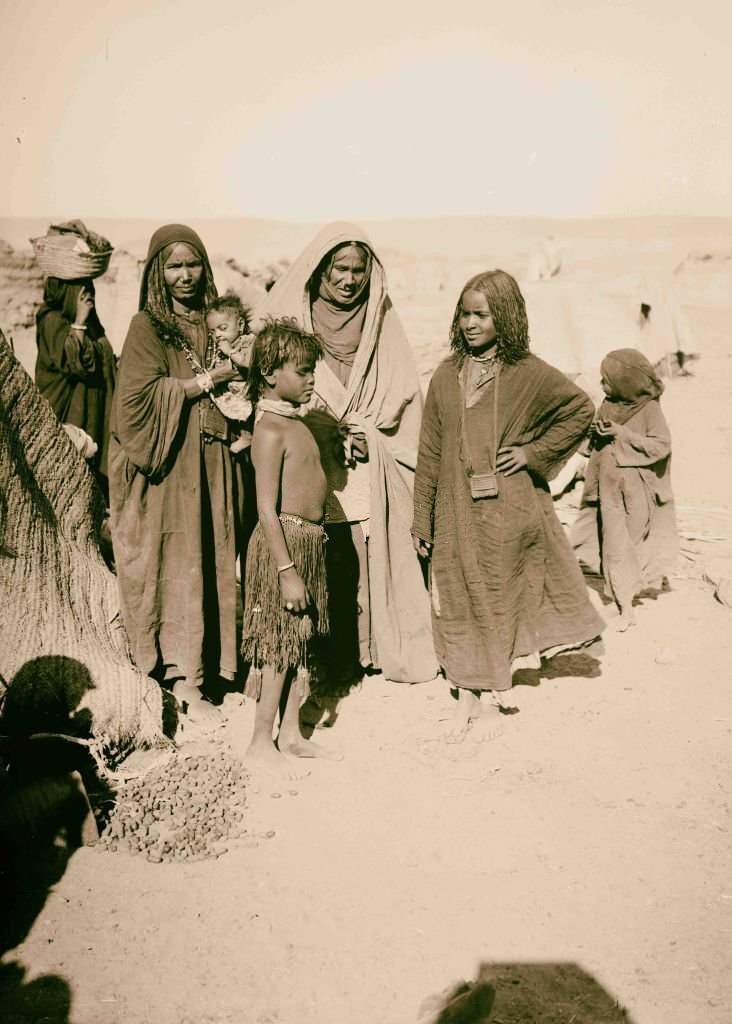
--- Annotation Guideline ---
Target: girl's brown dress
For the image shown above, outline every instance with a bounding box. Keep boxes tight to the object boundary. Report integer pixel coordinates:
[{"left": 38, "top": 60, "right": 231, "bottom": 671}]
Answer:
[{"left": 413, "top": 353, "right": 605, "bottom": 691}]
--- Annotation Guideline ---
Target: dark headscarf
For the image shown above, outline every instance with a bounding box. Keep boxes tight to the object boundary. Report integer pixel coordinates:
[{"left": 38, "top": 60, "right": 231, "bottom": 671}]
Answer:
[
  {"left": 310, "top": 242, "right": 372, "bottom": 377},
  {"left": 34, "top": 278, "right": 116, "bottom": 476},
  {"left": 599, "top": 348, "right": 664, "bottom": 426},
  {"left": 137, "top": 224, "right": 217, "bottom": 353},
  {"left": 36, "top": 277, "right": 105, "bottom": 340},
  {"left": 138, "top": 223, "right": 216, "bottom": 312}
]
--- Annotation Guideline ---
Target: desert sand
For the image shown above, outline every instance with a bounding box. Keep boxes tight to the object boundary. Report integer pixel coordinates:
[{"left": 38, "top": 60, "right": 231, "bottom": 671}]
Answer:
[{"left": 1, "top": 217, "right": 731, "bottom": 1024}]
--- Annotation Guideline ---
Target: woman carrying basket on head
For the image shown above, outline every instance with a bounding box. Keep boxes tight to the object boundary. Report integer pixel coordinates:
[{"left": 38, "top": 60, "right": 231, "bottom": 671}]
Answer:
[{"left": 33, "top": 220, "right": 117, "bottom": 492}]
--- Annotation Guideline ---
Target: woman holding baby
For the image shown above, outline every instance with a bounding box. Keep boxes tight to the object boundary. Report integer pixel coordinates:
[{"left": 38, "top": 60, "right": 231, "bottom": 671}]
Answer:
[{"left": 108, "top": 224, "right": 247, "bottom": 724}]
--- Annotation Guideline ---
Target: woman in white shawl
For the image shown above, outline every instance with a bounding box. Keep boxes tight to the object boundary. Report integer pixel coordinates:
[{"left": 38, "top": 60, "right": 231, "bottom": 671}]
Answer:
[{"left": 253, "top": 222, "right": 437, "bottom": 689}]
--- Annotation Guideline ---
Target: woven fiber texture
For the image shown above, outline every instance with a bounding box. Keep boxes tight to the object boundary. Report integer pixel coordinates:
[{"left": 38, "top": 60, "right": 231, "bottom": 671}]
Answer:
[
  {"left": 0, "top": 332, "right": 165, "bottom": 762},
  {"left": 31, "top": 236, "right": 112, "bottom": 281}
]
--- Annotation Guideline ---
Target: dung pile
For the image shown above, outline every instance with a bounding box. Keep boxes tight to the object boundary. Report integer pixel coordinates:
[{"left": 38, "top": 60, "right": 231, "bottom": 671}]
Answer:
[{"left": 100, "top": 752, "right": 248, "bottom": 863}]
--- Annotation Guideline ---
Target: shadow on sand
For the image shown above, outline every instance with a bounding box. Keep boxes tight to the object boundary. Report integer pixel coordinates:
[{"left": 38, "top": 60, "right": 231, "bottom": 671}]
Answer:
[
  {"left": 0, "top": 655, "right": 112, "bottom": 1024},
  {"left": 512, "top": 647, "right": 604, "bottom": 689},
  {"left": 417, "top": 961, "right": 637, "bottom": 1023}
]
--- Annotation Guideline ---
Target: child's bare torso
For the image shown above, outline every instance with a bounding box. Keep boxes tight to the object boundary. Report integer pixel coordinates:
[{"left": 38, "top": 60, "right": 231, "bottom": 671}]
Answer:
[{"left": 260, "top": 413, "right": 328, "bottom": 523}]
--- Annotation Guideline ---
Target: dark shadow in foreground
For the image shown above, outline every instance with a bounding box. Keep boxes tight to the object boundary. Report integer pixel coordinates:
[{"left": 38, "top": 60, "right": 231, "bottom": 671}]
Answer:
[
  {"left": 417, "top": 962, "right": 636, "bottom": 1024},
  {"left": 0, "top": 655, "right": 112, "bottom": 1024}
]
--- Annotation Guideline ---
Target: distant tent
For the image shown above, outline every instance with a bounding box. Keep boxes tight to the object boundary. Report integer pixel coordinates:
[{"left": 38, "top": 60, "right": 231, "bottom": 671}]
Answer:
[
  {"left": 526, "top": 236, "right": 562, "bottom": 282},
  {"left": 638, "top": 275, "right": 697, "bottom": 362},
  {"left": 522, "top": 272, "right": 695, "bottom": 391}
]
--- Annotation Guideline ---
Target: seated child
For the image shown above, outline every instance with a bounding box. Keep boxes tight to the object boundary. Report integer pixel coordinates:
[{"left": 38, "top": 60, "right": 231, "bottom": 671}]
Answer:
[
  {"left": 241, "top": 317, "right": 339, "bottom": 778},
  {"left": 571, "top": 348, "right": 678, "bottom": 631},
  {"left": 205, "top": 293, "right": 255, "bottom": 453}
]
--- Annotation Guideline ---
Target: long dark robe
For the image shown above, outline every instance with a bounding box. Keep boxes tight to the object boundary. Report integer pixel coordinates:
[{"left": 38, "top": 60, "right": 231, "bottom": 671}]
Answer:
[
  {"left": 413, "top": 353, "right": 604, "bottom": 691},
  {"left": 108, "top": 311, "right": 239, "bottom": 686},
  {"left": 35, "top": 285, "right": 116, "bottom": 476}
]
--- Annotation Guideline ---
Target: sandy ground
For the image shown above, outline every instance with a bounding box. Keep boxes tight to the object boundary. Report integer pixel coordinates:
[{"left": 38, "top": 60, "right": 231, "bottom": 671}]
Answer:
[{"left": 2, "top": 293, "right": 731, "bottom": 1022}]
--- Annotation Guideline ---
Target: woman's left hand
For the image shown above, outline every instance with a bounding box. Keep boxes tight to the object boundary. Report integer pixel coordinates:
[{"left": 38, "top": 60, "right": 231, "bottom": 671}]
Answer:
[{"left": 496, "top": 445, "right": 528, "bottom": 475}]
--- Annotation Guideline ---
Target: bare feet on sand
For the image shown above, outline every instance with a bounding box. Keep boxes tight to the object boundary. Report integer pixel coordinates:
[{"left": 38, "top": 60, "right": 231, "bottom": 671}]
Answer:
[
  {"left": 172, "top": 681, "right": 222, "bottom": 729},
  {"left": 473, "top": 702, "right": 504, "bottom": 741},
  {"left": 613, "top": 609, "right": 637, "bottom": 632},
  {"left": 440, "top": 688, "right": 505, "bottom": 743},
  {"left": 279, "top": 736, "right": 343, "bottom": 761},
  {"left": 244, "top": 741, "right": 310, "bottom": 780}
]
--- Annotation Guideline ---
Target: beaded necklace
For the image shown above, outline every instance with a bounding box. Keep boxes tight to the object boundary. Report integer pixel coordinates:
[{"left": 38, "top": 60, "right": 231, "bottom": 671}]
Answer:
[{"left": 173, "top": 311, "right": 215, "bottom": 375}]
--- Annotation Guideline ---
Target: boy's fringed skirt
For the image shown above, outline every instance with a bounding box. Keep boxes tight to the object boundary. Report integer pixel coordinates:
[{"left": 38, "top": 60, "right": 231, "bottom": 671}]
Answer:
[{"left": 242, "top": 515, "right": 329, "bottom": 697}]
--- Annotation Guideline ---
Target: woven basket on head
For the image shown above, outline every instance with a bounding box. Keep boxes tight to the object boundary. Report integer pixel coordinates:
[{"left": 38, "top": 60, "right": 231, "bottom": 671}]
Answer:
[
  {"left": 31, "top": 235, "right": 112, "bottom": 281},
  {"left": 0, "top": 331, "right": 167, "bottom": 765}
]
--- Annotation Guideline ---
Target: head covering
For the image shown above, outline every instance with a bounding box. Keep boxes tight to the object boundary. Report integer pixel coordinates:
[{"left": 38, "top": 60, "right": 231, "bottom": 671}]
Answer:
[
  {"left": 310, "top": 241, "right": 373, "bottom": 379},
  {"left": 313, "top": 242, "right": 373, "bottom": 310},
  {"left": 36, "top": 277, "right": 105, "bottom": 341},
  {"left": 254, "top": 222, "right": 388, "bottom": 400},
  {"left": 138, "top": 223, "right": 213, "bottom": 311},
  {"left": 599, "top": 348, "right": 664, "bottom": 425}
]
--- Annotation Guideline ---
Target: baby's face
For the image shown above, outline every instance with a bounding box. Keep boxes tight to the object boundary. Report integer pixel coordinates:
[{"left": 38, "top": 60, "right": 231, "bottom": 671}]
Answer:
[{"left": 207, "top": 310, "right": 240, "bottom": 345}]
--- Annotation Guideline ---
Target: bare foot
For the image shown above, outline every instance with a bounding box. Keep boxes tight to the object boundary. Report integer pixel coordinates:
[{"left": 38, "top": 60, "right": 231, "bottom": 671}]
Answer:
[
  {"left": 442, "top": 688, "right": 482, "bottom": 743},
  {"left": 613, "top": 610, "right": 637, "bottom": 632},
  {"left": 172, "top": 681, "right": 222, "bottom": 729},
  {"left": 473, "top": 702, "right": 504, "bottom": 741},
  {"left": 244, "top": 741, "right": 310, "bottom": 780},
  {"left": 279, "top": 736, "right": 343, "bottom": 761}
]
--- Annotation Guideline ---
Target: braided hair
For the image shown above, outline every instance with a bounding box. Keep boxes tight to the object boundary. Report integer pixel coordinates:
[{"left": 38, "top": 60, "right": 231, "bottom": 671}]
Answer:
[
  {"left": 449, "top": 269, "right": 530, "bottom": 365},
  {"left": 142, "top": 243, "right": 217, "bottom": 350}
]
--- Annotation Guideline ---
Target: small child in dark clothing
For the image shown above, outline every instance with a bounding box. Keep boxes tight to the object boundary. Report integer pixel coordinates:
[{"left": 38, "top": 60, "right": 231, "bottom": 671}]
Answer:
[{"left": 572, "top": 348, "right": 678, "bottom": 630}]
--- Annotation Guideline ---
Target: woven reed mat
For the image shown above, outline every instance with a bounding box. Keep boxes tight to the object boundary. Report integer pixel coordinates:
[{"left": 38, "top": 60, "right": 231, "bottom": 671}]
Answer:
[{"left": 0, "top": 331, "right": 166, "bottom": 764}]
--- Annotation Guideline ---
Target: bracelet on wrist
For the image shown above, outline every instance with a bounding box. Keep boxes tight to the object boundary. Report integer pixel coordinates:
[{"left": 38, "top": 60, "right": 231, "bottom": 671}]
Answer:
[
  {"left": 196, "top": 371, "right": 214, "bottom": 394},
  {"left": 277, "top": 561, "right": 295, "bottom": 574},
  {"left": 71, "top": 323, "right": 87, "bottom": 332}
]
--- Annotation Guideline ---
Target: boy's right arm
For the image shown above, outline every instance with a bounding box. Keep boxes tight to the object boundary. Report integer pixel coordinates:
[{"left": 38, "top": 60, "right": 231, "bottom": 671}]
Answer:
[{"left": 252, "top": 420, "right": 311, "bottom": 612}]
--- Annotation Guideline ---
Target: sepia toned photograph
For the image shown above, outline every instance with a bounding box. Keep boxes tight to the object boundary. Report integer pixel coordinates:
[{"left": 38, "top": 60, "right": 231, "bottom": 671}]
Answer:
[{"left": 1, "top": 1, "right": 730, "bottom": 1021}]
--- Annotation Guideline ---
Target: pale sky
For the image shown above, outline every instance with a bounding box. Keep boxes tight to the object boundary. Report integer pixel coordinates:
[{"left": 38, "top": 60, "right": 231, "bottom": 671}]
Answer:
[{"left": 1, "top": 0, "right": 730, "bottom": 221}]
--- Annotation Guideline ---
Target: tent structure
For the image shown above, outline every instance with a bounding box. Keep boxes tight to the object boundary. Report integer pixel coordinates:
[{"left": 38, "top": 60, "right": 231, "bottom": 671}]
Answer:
[
  {"left": 0, "top": 332, "right": 165, "bottom": 764},
  {"left": 522, "top": 272, "right": 695, "bottom": 399}
]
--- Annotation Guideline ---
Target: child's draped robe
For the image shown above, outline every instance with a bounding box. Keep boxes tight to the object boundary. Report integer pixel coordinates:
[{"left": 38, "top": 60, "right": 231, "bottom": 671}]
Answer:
[{"left": 572, "top": 400, "right": 678, "bottom": 609}]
